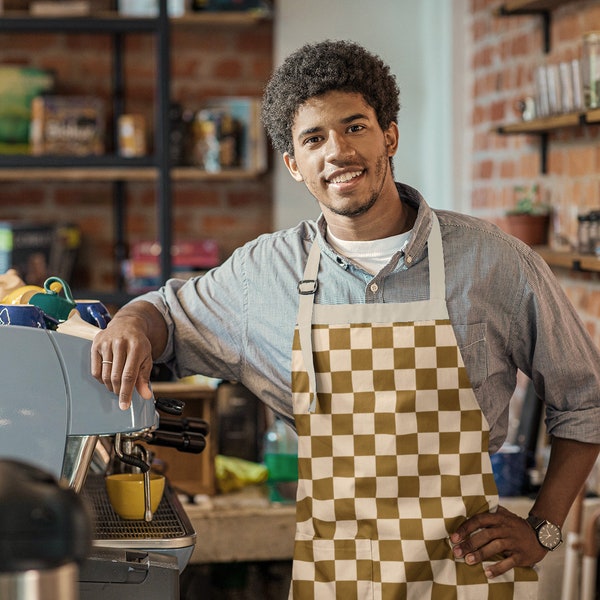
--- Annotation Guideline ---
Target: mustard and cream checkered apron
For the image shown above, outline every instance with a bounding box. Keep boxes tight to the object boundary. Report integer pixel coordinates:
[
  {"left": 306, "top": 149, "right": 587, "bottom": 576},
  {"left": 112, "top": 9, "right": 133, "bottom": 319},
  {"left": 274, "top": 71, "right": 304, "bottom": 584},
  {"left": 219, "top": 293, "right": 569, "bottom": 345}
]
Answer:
[{"left": 289, "top": 214, "right": 537, "bottom": 599}]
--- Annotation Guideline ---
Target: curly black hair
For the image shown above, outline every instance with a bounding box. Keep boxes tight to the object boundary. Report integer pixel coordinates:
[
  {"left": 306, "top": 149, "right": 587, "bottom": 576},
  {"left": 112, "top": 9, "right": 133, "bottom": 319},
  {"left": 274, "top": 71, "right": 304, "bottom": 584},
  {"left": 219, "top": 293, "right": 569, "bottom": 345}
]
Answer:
[{"left": 261, "top": 39, "right": 400, "bottom": 157}]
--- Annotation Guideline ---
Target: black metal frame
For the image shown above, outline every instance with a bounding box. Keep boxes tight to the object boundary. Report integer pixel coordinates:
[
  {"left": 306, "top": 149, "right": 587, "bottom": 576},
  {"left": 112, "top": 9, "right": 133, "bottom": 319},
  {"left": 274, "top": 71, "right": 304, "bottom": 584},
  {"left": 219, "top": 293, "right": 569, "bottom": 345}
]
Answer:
[{"left": 0, "top": 4, "right": 173, "bottom": 301}]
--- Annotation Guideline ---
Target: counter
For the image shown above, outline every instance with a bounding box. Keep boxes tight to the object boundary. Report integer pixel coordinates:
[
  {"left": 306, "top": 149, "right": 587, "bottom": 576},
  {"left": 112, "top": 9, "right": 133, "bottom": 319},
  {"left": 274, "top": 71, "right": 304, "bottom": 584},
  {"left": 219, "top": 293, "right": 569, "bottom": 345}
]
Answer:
[
  {"left": 182, "top": 489, "right": 600, "bottom": 600},
  {"left": 182, "top": 486, "right": 295, "bottom": 564}
]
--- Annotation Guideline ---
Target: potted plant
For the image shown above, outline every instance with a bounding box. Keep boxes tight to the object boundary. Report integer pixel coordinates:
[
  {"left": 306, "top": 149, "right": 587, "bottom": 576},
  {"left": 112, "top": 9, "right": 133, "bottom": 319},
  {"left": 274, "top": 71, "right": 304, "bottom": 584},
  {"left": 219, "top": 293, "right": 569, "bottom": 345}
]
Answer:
[{"left": 505, "top": 184, "right": 551, "bottom": 246}]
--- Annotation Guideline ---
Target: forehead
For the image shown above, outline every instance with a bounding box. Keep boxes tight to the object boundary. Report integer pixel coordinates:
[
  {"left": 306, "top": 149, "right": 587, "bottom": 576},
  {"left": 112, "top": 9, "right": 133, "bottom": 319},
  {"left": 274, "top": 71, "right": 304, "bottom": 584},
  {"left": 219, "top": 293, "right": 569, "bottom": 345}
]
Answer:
[{"left": 293, "top": 91, "right": 375, "bottom": 129}]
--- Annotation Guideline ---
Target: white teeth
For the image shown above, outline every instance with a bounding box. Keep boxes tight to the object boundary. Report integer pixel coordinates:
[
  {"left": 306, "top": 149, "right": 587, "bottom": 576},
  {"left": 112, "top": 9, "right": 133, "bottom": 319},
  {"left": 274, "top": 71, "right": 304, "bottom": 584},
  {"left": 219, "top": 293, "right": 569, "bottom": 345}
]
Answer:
[{"left": 329, "top": 170, "right": 362, "bottom": 184}]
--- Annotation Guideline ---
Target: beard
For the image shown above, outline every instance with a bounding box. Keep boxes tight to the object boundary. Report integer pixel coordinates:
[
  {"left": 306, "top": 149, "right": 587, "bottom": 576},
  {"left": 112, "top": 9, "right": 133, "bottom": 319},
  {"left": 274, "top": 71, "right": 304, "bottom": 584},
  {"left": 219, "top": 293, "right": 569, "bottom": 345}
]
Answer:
[{"left": 324, "top": 152, "right": 390, "bottom": 218}]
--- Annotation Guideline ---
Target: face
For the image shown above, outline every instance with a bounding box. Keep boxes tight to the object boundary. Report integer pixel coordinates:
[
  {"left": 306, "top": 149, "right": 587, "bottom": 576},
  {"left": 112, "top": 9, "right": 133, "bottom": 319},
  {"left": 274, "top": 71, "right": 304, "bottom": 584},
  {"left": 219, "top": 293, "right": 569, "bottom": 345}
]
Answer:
[{"left": 283, "top": 90, "right": 399, "bottom": 237}]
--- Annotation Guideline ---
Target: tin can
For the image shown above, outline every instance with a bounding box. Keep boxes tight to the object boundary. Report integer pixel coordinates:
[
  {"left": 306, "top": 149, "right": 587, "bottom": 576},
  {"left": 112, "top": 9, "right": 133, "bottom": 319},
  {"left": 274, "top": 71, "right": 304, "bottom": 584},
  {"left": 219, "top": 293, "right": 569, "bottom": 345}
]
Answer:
[{"left": 118, "top": 114, "right": 147, "bottom": 157}]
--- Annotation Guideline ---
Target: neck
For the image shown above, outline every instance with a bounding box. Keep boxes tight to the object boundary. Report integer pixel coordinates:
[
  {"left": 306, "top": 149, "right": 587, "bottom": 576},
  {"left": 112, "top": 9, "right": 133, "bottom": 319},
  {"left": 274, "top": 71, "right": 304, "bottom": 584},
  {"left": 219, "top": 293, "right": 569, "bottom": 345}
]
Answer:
[{"left": 325, "top": 181, "right": 415, "bottom": 241}]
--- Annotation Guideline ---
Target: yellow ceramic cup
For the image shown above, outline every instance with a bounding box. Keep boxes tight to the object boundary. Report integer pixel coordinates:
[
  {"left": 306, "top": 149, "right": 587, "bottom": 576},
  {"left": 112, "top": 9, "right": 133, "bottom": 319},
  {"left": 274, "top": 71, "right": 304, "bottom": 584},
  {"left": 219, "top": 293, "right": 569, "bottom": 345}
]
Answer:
[
  {"left": 105, "top": 473, "right": 165, "bottom": 520},
  {"left": 2, "top": 285, "right": 44, "bottom": 305},
  {"left": 1, "top": 281, "right": 63, "bottom": 305}
]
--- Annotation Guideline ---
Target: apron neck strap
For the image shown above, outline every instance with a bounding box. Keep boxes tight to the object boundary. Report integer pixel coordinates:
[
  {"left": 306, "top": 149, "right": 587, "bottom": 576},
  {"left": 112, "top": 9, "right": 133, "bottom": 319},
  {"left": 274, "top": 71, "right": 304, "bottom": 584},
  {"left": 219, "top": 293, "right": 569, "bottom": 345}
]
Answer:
[{"left": 296, "top": 211, "right": 445, "bottom": 412}]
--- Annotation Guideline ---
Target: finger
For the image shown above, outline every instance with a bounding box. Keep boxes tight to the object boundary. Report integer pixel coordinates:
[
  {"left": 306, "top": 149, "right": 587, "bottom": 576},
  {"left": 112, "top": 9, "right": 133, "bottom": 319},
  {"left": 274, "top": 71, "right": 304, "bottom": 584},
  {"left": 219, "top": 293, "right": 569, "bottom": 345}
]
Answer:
[
  {"left": 451, "top": 511, "right": 498, "bottom": 544},
  {"left": 118, "top": 354, "right": 153, "bottom": 410},
  {"left": 454, "top": 536, "right": 506, "bottom": 565},
  {"left": 482, "top": 555, "right": 518, "bottom": 579},
  {"left": 90, "top": 342, "right": 106, "bottom": 380},
  {"left": 103, "top": 363, "right": 118, "bottom": 394},
  {"left": 136, "top": 378, "right": 154, "bottom": 401}
]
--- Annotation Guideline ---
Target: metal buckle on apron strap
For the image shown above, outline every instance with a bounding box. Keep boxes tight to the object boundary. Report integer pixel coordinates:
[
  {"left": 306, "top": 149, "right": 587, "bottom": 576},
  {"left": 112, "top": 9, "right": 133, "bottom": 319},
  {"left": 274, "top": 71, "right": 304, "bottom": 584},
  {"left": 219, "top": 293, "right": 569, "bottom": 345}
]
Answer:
[{"left": 297, "top": 279, "right": 318, "bottom": 295}]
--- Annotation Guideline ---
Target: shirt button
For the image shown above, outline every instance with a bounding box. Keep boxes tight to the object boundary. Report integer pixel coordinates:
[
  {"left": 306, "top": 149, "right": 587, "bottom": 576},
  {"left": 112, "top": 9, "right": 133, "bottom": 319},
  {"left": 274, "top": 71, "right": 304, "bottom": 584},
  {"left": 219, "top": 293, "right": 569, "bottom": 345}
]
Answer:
[{"left": 370, "top": 283, "right": 379, "bottom": 293}]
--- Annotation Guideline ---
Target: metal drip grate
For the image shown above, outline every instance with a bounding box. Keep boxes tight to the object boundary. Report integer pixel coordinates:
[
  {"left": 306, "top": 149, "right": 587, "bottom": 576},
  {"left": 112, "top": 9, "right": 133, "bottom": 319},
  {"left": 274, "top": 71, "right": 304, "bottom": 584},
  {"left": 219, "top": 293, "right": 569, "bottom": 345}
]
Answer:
[{"left": 82, "top": 473, "right": 195, "bottom": 547}]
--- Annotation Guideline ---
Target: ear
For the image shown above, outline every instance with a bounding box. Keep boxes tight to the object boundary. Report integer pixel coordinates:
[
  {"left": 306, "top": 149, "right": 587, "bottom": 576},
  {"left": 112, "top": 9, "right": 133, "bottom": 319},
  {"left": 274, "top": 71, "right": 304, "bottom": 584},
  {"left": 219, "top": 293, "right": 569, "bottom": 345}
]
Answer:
[
  {"left": 283, "top": 152, "right": 304, "bottom": 182},
  {"left": 384, "top": 122, "right": 399, "bottom": 157}
]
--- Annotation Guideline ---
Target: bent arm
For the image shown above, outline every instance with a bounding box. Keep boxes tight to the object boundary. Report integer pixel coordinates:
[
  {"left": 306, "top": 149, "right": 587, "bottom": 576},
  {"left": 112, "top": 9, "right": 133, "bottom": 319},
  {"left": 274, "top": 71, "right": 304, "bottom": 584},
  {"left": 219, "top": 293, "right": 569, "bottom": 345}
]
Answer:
[
  {"left": 529, "top": 436, "right": 600, "bottom": 527},
  {"left": 91, "top": 300, "right": 168, "bottom": 410},
  {"left": 451, "top": 436, "right": 600, "bottom": 578}
]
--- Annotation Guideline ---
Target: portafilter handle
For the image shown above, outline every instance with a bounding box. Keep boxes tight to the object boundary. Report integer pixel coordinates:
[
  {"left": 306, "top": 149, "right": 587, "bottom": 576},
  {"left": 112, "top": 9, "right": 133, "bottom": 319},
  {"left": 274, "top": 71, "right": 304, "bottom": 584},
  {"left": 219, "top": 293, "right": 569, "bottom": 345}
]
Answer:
[{"left": 154, "top": 396, "right": 185, "bottom": 415}]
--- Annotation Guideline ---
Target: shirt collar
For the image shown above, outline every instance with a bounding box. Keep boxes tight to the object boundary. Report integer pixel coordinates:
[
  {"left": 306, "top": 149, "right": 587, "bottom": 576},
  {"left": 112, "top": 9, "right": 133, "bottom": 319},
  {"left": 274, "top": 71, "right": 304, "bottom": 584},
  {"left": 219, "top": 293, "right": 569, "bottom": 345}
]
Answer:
[{"left": 315, "top": 182, "right": 434, "bottom": 270}]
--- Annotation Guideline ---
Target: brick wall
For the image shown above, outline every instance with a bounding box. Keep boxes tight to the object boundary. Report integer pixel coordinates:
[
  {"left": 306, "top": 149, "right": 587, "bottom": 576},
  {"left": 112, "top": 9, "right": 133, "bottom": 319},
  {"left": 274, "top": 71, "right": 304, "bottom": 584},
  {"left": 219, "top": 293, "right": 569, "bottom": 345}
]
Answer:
[
  {"left": 0, "top": 20, "right": 273, "bottom": 291},
  {"left": 467, "top": 0, "right": 600, "bottom": 346}
]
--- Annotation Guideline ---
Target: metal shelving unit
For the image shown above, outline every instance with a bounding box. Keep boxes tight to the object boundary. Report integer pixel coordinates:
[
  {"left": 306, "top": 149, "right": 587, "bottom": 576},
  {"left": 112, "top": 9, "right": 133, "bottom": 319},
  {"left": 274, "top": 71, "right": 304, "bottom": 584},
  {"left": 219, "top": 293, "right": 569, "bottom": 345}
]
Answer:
[
  {"left": 0, "top": 6, "right": 172, "bottom": 300},
  {"left": 0, "top": 8, "right": 271, "bottom": 305}
]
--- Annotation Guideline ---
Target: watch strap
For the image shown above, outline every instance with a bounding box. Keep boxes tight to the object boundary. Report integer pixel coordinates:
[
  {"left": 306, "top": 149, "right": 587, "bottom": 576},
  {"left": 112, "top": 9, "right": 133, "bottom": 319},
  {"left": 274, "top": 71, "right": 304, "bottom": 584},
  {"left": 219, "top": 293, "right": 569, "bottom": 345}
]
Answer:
[
  {"left": 525, "top": 514, "right": 545, "bottom": 530},
  {"left": 526, "top": 514, "right": 562, "bottom": 551}
]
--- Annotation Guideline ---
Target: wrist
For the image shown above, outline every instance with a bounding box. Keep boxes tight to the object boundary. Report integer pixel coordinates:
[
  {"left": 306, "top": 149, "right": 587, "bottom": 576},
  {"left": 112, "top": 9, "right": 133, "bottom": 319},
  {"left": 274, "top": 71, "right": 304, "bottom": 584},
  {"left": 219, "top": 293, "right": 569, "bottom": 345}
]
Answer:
[{"left": 526, "top": 514, "right": 563, "bottom": 551}]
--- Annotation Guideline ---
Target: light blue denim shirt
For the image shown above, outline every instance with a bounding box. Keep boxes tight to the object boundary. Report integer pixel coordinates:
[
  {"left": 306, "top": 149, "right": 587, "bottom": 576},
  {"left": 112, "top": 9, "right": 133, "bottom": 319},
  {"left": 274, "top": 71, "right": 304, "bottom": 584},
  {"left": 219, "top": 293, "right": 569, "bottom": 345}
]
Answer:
[{"left": 139, "top": 183, "right": 600, "bottom": 452}]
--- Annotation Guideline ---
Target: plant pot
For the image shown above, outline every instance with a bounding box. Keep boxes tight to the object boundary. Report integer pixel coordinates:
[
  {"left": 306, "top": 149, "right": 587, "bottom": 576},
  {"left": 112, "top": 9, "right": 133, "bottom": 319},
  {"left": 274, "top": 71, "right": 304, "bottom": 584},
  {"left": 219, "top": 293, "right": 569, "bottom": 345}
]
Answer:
[{"left": 505, "top": 214, "right": 550, "bottom": 246}]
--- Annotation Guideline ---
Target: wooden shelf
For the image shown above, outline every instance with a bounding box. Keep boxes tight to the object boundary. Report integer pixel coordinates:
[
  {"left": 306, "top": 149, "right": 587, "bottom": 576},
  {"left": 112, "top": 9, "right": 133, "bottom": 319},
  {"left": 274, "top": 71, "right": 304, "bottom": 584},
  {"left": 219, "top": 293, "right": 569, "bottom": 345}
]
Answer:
[
  {"left": 585, "top": 108, "right": 600, "bottom": 124},
  {"left": 495, "top": 110, "right": 591, "bottom": 173},
  {"left": 0, "top": 166, "right": 265, "bottom": 182},
  {"left": 497, "top": 112, "right": 582, "bottom": 134},
  {"left": 0, "top": 10, "right": 272, "bottom": 29},
  {"left": 500, "top": 0, "right": 579, "bottom": 12},
  {"left": 172, "top": 10, "right": 272, "bottom": 27},
  {"left": 535, "top": 246, "right": 600, "bottom": 272}
]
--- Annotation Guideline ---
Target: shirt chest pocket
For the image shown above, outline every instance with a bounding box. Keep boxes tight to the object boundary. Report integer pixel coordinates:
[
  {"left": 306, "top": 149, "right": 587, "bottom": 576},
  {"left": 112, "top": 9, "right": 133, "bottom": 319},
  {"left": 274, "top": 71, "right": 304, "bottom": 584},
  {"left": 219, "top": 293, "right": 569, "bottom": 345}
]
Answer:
[{"left": 453, "top": 322, "right": 488, "bottom": 390}]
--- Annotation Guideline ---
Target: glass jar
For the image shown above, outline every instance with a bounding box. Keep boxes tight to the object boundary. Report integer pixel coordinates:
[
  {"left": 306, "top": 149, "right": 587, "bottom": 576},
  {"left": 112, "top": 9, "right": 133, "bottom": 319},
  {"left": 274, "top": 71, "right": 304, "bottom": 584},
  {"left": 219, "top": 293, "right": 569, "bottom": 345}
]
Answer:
[
  {"left": 590, "top": 211, "right": 600, "bottom": 256},
  {"left": 582, "top": 32, "right": 600, "bottom": 109},
  {"left": 578, "top": 213, "right": 592, "bottom": 254}
]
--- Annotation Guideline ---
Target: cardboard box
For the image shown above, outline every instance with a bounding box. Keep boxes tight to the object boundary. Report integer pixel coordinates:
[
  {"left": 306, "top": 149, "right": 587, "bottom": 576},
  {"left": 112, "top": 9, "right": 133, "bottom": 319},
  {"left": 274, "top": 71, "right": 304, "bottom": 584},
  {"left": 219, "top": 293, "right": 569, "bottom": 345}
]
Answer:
[
  {"left": 0, "top": 221, "right": 81, "bottom": 287},
  {"left": 148, "top": 383, "right": 218, "bottom": 497},
  {"left": 30, "top": 95, "right": 105, "bottom": 156}
]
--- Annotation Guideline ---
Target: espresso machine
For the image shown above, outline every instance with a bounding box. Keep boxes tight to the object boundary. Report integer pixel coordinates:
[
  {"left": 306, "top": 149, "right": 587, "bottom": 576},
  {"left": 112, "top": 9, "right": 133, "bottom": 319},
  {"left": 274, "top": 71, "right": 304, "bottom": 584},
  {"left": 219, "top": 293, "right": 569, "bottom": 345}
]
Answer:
[{"left": 0, "top": 315, "right": 206, "bottom": 599}]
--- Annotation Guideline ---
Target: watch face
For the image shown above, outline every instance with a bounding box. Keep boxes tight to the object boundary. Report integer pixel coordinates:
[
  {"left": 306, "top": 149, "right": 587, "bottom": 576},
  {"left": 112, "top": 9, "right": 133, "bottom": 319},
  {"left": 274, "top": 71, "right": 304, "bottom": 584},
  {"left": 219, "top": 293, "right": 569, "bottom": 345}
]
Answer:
[{"left": 539, "top": 522, "right": 562, "bottom": 550}]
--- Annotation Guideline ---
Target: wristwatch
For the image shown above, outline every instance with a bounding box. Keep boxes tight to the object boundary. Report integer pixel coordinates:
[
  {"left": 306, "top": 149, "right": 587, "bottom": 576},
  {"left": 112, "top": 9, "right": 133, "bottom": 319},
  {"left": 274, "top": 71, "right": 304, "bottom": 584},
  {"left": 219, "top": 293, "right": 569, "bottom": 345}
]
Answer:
[{"left": 526, "top": 514, "right": 563, "bottom": 551}]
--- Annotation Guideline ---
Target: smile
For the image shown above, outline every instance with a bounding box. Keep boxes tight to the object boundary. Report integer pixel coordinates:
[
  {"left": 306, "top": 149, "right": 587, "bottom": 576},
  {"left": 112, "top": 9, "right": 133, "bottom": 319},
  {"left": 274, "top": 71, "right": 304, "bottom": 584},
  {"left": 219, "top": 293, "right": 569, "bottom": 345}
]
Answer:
[{"left": 327, "top": 170, "right": 364, "bottom": 184}]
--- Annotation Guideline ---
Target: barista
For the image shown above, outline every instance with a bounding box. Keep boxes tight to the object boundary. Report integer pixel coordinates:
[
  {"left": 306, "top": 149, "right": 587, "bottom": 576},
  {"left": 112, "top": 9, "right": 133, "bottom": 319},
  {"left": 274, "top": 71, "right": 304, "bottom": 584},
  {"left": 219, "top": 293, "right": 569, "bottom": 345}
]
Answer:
[{"left": 92, "top": 40, "right": 600, "bottom": 598}]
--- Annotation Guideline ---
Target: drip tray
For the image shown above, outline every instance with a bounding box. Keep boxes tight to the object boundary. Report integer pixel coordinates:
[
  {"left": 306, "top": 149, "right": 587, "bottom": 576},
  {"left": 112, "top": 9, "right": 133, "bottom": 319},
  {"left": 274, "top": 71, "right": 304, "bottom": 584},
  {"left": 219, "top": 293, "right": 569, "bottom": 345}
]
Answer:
[{"left": 82, "top": 473, "right": 196, "bottom": 551}]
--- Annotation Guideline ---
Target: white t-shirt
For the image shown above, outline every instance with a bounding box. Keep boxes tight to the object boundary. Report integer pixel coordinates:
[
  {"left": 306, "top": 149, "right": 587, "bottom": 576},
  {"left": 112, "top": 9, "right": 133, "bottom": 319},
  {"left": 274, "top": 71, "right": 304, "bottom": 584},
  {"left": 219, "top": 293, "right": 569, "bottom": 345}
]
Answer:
[{"left": 326, "top": 229, "right": 412, "bottom": 274}]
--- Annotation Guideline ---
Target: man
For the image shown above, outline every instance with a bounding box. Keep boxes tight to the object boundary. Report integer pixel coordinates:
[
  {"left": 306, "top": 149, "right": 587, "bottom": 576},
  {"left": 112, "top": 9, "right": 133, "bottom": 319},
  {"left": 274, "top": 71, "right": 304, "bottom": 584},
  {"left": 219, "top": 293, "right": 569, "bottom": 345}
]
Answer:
[{"left": 92, "top": 40, "right": 600, "bottom": 598}]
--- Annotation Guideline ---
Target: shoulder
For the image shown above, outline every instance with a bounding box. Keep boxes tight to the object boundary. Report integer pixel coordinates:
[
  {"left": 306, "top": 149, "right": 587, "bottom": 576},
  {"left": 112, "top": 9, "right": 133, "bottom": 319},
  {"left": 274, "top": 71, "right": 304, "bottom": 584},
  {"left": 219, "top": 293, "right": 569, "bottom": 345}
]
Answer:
[
  {"left": 434, "top": 208, "right": 556, "bottom": 292},
  {"left": 435, "top": 209, "right": 541, "bottom": 260},
  {"left": 219, "top": 220, "right": 317, "bottom": 278}
]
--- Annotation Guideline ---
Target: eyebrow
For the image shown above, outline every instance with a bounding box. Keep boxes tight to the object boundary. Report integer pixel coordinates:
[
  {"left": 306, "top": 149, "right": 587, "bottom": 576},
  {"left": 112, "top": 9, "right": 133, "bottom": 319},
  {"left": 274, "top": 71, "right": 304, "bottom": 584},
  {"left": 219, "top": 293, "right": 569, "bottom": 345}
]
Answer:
[{"left": 297, "top": 113, "right": 370, "bottom": 141}]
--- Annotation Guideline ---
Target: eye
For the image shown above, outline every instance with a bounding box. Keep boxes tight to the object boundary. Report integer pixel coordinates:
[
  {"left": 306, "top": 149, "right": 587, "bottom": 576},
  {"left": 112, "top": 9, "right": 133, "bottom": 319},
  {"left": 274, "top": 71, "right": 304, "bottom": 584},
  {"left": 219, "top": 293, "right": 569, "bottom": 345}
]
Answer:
[
  {"left": 348, "top": 123, "right": 365, "bottom": 133},
  {"left": 302, "top": 135, "right": 322, "bottom": 146}
]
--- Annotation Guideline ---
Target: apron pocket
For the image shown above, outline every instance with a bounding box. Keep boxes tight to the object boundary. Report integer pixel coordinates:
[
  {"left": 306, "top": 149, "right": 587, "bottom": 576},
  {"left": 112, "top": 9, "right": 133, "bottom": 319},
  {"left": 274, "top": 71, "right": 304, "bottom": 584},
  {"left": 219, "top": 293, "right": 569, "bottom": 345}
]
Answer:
[{"left": 291, "top": 537, "right": 374, "bottom": 600}]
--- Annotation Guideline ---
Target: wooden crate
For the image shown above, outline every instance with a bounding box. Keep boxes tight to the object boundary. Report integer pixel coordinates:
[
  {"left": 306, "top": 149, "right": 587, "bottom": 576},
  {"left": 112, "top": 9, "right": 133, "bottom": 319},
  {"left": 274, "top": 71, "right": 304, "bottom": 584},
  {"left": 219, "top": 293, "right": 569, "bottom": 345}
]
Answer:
[{"left": 147, "top": 382, "right": 218, "bottom": 497}]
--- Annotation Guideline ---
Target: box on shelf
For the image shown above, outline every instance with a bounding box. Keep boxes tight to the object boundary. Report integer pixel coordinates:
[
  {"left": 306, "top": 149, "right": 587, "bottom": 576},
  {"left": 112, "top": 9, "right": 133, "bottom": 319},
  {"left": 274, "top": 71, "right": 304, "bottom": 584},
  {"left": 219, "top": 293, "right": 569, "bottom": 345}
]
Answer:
[
  {"left": 29, "top": 0, "right": 92, "bottom": 15},
  {"left": 122, "top": 239, "right": 221, "bottom": 293},
  {"left": 30, "top": 95, "right": 105, "bottom": 156},
  {"left": 118, "top": 0, "right": 185, "bottom": 16},
  {"left": 192, "top": 0, "right": 270, "bottom": 11},
  {"left": 191, "top": 96, "right": 267, "bottom": 173},
  {"left": 0, "top": 66, "right": 55, "bottom": 154},
  {"left": 147, "top": 382, "right": 218, "bottom": 497},
  {"left": 0, "top": 221, "right": 81, "bottom": 287}
]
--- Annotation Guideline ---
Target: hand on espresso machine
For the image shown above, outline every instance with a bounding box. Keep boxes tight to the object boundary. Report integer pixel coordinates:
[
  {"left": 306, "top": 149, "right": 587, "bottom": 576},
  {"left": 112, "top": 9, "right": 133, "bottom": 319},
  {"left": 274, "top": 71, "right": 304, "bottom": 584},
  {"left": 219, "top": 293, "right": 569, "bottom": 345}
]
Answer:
[{"left": 91, "top": 301, "right": 168, "bottom": 410}]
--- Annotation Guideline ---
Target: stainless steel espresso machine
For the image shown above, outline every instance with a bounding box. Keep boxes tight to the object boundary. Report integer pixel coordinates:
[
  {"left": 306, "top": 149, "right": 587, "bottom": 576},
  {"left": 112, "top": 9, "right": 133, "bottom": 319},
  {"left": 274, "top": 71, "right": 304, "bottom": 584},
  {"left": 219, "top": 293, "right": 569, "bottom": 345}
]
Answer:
[{"left": 0, "top": 321, "right": 205, "bottom": 600}]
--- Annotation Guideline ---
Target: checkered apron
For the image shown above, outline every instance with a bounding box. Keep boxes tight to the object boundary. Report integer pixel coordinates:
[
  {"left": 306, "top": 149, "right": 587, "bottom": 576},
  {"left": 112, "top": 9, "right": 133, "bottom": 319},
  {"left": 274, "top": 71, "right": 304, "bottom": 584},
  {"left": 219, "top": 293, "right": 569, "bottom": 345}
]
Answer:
[{"left": 289, "top": 214, "right": 538, "bottom": 599}]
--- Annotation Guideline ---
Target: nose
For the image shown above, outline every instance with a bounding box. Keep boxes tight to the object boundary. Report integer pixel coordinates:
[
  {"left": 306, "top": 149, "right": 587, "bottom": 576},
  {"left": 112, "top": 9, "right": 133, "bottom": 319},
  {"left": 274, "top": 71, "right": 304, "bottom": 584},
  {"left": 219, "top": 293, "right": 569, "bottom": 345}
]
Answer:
[{"left": 325, "top": 131, "right": 355, "bottom": 162}]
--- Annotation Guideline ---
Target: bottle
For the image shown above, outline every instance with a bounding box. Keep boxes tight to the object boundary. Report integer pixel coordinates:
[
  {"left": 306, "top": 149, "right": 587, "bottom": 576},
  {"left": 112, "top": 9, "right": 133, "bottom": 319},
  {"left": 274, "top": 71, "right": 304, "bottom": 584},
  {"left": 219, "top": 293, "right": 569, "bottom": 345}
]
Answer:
[
  {"left": 262, "top": 417, "right": 298, "bottom": 504},
  {"left": 577, "top": 213, "right": 592, "bottom": 254},
  {"left": 582, "top": 32, "right": 600, "bottom": 109}
]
